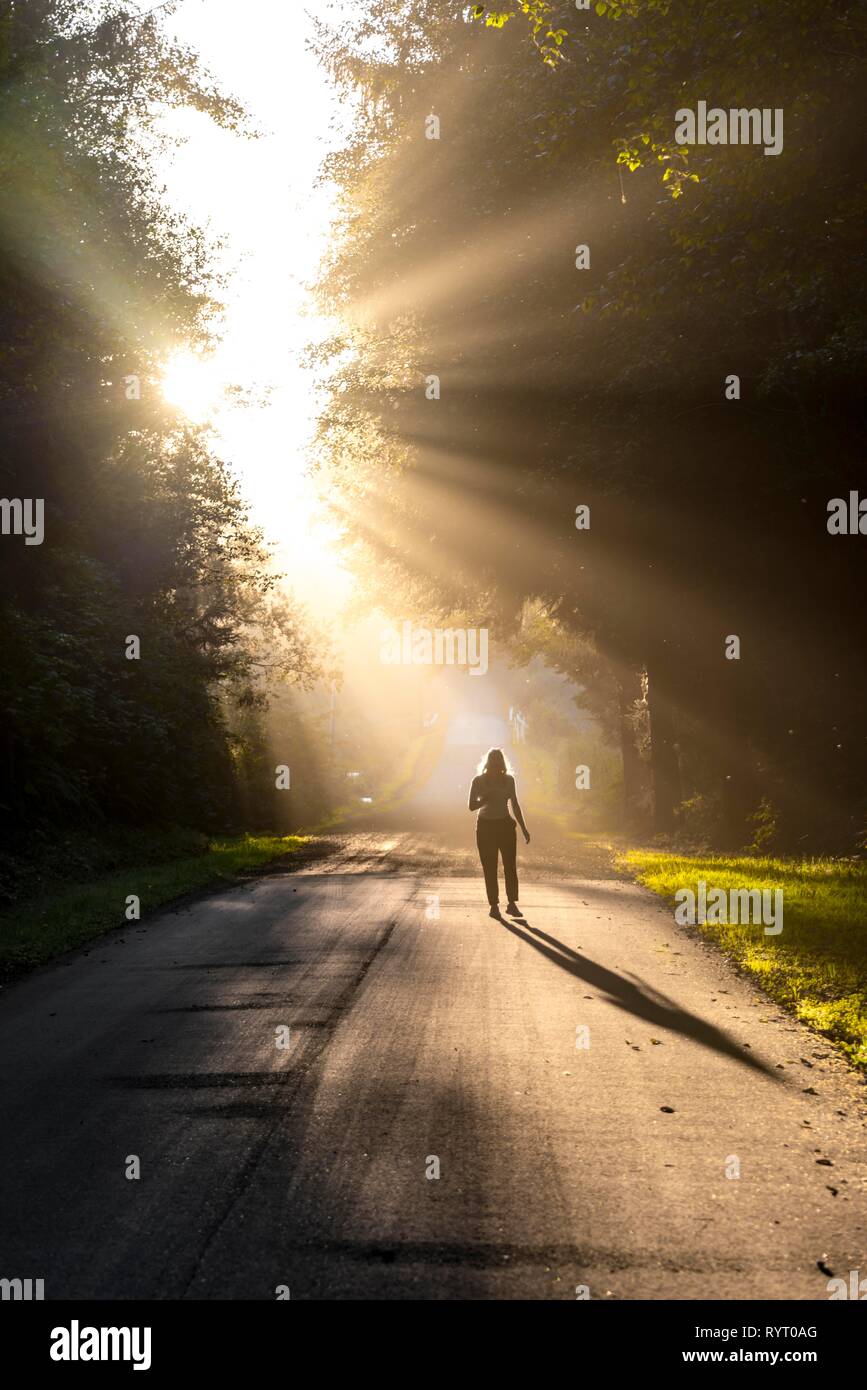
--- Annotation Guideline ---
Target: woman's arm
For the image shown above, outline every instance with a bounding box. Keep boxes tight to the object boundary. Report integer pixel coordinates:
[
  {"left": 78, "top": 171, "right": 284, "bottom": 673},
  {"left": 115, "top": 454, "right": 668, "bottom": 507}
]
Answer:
[
  {"left": 468, "top": 776, "right": 485, "bottom": 811},
  {"left": 509, "top": 781, "right": 530, "bottom": 842}
]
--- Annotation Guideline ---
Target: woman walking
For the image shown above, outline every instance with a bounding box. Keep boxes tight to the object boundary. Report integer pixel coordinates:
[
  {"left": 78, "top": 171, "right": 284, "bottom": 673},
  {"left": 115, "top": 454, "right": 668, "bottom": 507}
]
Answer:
[{"left": 468, "top": 748, "right": 530, "bottom": 918}]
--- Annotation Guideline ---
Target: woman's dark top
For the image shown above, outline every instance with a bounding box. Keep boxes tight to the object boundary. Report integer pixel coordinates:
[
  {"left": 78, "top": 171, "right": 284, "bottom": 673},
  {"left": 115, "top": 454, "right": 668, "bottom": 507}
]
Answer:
[{"left": 470, "top": 772, "right": 516, "bottom": 821}]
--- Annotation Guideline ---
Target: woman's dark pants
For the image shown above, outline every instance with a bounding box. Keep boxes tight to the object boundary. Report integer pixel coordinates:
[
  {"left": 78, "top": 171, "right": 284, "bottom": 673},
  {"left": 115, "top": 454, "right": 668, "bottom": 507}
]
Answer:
[{"left": 476, "top": 818, "right": 519, "bottom": 907}]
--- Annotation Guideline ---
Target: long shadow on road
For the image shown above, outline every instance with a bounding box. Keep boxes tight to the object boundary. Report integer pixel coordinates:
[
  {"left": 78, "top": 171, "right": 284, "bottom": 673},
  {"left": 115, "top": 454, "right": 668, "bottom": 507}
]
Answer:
[{"left": 497, "top": 913, "right": 778, "bottom": 1080}]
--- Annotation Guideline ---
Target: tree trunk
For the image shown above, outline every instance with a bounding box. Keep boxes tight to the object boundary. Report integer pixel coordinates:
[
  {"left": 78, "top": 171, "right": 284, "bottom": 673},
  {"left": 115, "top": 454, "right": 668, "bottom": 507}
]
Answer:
[
  {"left": 617, "top": 669, "right": 645, "bottom": 828},
  {"left": 645, "top": 659, "right": 681, "bottom": 834}
]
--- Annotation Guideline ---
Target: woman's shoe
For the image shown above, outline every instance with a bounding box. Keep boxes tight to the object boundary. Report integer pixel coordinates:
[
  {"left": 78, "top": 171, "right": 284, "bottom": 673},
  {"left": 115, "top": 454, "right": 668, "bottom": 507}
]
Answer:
[
  {"left": 489, "top": 906, "right": 500, "bottom": 918},
  {"left": 506, "top": 902, "right": 521, "bottom": 916}
]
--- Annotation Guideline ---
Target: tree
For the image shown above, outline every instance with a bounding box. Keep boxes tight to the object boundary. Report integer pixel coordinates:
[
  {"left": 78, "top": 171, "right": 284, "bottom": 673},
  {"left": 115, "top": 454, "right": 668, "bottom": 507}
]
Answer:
[
  {"left": 311, "top": 0, "right": 867, "bottom": 849},
  {"left": 0, "top": 0, "right": 319, "bottom": 864}
]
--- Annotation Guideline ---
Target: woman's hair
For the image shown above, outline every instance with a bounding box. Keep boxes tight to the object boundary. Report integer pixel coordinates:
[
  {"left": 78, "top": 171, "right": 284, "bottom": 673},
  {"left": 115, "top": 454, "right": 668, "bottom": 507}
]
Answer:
[{"left": 478, "top": 747, "right": 511, "bottom": 778}]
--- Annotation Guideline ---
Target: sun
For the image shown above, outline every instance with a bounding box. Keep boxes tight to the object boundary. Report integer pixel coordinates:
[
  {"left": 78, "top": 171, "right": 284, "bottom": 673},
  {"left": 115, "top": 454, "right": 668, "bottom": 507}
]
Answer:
[{"left": 161, "top": 350, "right": 224, "bottom": 422}]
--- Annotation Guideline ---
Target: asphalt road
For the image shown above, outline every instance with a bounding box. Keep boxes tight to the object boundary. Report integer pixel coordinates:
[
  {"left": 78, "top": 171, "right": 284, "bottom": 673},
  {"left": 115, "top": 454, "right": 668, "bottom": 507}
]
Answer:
[{"left": 1, "top": 823, "right": 865, "bottom": 1300}]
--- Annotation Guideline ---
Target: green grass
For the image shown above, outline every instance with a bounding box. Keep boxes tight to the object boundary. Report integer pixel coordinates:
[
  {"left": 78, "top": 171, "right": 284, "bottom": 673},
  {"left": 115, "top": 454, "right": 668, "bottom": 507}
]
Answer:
[
  {"left": 0, "top": 833, "right": 307, "bottom": 979},
  {"left": 620, "top": 851, "right": 867, "bottom": 1069}
]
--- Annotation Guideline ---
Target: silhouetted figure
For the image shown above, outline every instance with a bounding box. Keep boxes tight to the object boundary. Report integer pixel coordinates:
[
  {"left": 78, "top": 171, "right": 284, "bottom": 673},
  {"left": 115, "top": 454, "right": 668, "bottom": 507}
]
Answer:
[{"left": 468, "top": 747, "right": 530, "bottom": 918}]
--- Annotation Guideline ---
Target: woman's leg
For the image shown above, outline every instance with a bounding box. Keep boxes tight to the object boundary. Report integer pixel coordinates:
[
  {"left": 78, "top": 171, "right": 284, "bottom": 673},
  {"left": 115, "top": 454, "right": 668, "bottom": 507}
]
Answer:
[
  {"left": 499, "top": 821, "right": 519, "bottom": 904},
  {"left": 476, "top": 821, "right": 500, "bottom": 907}
]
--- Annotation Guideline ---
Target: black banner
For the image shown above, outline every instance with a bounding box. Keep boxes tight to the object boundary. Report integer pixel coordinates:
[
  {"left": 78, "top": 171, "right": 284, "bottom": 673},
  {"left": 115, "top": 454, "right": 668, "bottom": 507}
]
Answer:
[{"left": 2, "top": 1299, "right": 860, "bottom": 1376}]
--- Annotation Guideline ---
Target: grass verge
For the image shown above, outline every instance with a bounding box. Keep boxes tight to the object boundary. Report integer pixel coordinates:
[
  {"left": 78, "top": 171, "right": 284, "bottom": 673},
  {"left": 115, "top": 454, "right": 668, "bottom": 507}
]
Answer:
[
  {"left": 0, "top": 833, "right": 306, "bottom": 980},
  {"left": 620, "top": 851, "right": 867, "bottom": 1070}
]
